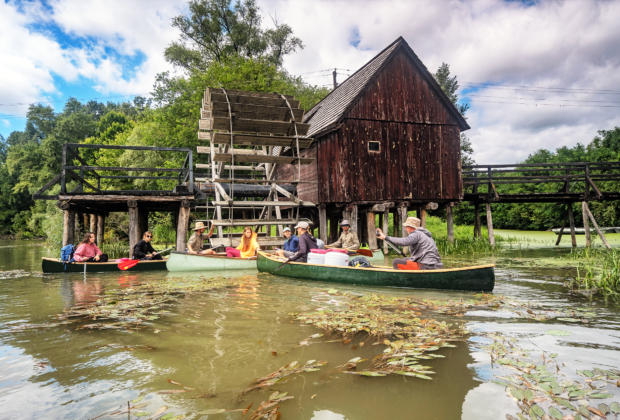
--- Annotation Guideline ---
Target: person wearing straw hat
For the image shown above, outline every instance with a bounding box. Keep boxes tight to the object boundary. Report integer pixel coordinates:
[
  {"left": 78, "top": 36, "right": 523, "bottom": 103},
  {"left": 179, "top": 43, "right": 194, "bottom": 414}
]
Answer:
[
  {"left": 187, "top": 221, "right": 216, "bottom": 255},
  {"left": 376, "top": 217, "right": 443, "bottom": 270},
  {"left": 326, "top": 220, "right": 360, "bottom": 251}
]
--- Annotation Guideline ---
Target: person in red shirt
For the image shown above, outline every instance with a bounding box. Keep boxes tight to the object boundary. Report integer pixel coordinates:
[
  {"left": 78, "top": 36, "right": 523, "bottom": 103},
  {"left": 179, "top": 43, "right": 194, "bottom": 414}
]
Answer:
[{"left": 73, "top": 232, "right": 108, "bottom": 262}]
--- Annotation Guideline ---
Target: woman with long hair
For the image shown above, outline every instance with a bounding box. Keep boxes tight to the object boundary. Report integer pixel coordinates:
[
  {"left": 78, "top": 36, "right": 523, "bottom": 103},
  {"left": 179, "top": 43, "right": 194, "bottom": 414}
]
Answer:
[
  {"left": 73, "top": 232, "right": 109, "bottom": 262},
  {"left": 225, "top": 227, "right": 260, "bottom": 258}
]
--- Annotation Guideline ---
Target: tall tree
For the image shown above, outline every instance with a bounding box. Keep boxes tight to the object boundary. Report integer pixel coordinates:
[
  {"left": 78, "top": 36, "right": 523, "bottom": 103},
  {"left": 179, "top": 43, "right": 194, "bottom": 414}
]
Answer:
[
  {"left": 432, "top": 63, "right": 474, "bottom": 166},
  {"left": 165, "top": 0, "right": 303, "bottom": 72}
]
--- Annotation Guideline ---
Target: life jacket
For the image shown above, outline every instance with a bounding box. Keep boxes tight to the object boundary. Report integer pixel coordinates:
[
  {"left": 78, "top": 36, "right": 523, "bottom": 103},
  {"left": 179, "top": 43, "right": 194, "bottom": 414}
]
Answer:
[{"left": 60, "top": 244, "right": 75, "bottom": 269}]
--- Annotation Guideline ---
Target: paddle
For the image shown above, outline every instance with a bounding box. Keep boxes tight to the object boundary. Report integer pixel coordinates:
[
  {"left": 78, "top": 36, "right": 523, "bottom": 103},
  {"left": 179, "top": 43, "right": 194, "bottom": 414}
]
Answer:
[
  {"left": 376, "top": 230, "right": 407, "bottom": 258},
  {"left": 118, "top": 247, "right": 173, "bottom": 271}
]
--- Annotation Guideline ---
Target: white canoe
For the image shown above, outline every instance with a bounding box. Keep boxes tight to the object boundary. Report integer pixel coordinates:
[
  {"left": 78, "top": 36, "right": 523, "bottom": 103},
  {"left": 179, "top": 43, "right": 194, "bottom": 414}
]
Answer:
[{"left": 166, "top": 252, "right": 259, "bottom": 272}]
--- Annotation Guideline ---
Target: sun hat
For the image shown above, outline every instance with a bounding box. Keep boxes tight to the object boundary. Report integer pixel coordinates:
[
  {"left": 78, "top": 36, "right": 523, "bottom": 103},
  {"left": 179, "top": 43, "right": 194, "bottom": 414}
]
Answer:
[
  {"left": 193, "top": 221, "right": 208, "bottom": 231},
  {"left": 403, "top": 217, "right": 421, "bottom": 229},
  {"left": 294, "top": 221, "right": 309, "bottom": 229},
  {"left": 283, "top": 227, "right": 291, "bottom": 233},
  {"left": 340, "top": 220, "right": 350, "bottom": 226}
]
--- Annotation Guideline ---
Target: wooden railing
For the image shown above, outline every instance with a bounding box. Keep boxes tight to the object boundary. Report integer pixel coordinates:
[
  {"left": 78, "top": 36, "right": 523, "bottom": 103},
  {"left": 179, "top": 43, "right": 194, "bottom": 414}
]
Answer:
[
  {"left": 33, "top": 143, "right": 194, "bottom": 200},
  {"left": 462, "top": 161, "right": 620, "bottom": 201}
]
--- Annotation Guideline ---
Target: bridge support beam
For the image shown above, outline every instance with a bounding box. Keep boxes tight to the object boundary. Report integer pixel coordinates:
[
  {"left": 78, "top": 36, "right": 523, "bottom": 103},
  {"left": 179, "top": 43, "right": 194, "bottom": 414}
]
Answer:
[{"left": 486, "top": 203, "right": 495, "bottom": 246}]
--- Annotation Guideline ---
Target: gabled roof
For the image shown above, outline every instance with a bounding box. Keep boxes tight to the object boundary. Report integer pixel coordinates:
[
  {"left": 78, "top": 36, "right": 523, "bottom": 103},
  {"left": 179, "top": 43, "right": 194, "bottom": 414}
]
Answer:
[{"left": 303, "top": 36, "right": 470, "bottom": 137}]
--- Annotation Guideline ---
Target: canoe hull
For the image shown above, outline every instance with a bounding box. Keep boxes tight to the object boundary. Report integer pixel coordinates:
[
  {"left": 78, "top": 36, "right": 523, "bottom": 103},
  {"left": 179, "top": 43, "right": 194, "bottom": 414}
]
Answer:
[
  {"left": 42, "top": 258, "right": 167, "bottom": 273},
  {"left": 166, "top": 252, "right": 257, "bottom": 272},
  {"left": 257, "top": 252, "right": 495, "bottom": 292}
]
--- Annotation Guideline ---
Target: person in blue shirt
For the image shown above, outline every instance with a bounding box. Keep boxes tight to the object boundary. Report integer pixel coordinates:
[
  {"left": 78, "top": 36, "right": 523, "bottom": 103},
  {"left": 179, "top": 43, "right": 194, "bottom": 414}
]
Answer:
[{"left": 275, "top": 227, "right": 299, "bottom": 258}]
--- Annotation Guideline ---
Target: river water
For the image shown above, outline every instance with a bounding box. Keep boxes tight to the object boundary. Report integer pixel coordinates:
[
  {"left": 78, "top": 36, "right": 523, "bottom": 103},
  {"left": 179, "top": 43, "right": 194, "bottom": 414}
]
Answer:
[{"left": 1, "top": 238, "right": 620, "bottom": 419}]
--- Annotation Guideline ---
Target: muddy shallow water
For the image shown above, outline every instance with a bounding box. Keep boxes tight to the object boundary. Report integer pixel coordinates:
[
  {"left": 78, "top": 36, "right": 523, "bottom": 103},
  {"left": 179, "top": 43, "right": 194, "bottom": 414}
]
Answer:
[{"left": 1, "top": 239, "right": 619, "bottom": 419}]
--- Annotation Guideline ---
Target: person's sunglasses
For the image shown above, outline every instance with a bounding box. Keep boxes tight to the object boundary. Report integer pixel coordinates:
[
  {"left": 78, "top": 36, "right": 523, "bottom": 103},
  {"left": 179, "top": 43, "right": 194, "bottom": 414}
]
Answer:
[
  {"left": 146, "top": 235, "right": 152, "bottom": 238},
  {"left": 341, "top": 225, "right": 349, "bottom": 227}
]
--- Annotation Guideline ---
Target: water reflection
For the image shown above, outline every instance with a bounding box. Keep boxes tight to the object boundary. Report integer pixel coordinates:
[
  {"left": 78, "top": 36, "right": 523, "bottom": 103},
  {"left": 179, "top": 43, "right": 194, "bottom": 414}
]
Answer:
[{"left": 1, "top": 240, "right": 620, "bottom": 419}]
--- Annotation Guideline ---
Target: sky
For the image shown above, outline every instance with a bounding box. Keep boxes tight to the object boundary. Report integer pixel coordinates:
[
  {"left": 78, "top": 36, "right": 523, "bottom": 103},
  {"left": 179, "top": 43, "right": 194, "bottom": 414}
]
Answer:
[{"left": 1, "top": 0, "right": 620, "bottom": 163}]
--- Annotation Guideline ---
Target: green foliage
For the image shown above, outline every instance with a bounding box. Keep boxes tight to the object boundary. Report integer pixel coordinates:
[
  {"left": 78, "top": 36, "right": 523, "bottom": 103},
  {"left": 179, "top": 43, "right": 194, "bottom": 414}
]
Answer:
[{"left": 165, "top": 0, "right": 303, "bottom": 71}]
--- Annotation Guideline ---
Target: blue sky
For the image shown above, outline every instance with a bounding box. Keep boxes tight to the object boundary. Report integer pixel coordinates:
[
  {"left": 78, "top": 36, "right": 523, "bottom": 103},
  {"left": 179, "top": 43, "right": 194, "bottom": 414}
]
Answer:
[{"left": 2, "top": 0, "right": 620, "bottom": 163}]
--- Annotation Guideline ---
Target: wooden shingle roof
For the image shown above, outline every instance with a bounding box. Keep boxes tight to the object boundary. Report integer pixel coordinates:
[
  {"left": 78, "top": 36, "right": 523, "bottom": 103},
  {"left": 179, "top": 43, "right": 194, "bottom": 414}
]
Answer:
[{"left": 303, "top": 36, "right": 470, "bottom": 137}]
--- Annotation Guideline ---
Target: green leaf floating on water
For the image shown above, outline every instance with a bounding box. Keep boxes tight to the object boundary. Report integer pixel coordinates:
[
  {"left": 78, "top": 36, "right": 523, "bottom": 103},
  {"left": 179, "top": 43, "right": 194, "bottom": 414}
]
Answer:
[
  {"left": 132, "top": 395, "right": 145, "bottom": 403},
  {"left": 524, "top": 389, "right": 534, "bottom": 401},
  {"left": 557, "top": 318, "right": 583, "bottom": 323},
  {"left": 549, "top": 353, "right": 558, "bottom": 358},
  {"left": 599, "top": 403, "right": 610, "bottom": 415},
  {"left": 160, "top": 414, "right": 175, "bottom": 420},
  {"left": 556, "top": 398, "right": 575, "bottom": 411},
  {"left": 589, "top": 393, "right": 613, "bottom": 399},
  {"left": 532, "top": 404, "right": 545, "bottom": 417},
  {"left": 546, "top": 330, "right": 571, "bottom": 336},
  {"left": 133, "top": 413, "right": 151, "bottom": 417},
  {"left": 510, "top": 388, "right": 524, "bottom": 400},
  {"left": 578, "top": 405, "right": 590, "bottom": 417},
  {"left": 611, "top": 402, "right": 620, "bottom": 413},
  {"left": 327, "top": 289, "right": 338, "bottom": 294},
  {"left": 548, "top": 407, "right": 563, "bottom": 419}
]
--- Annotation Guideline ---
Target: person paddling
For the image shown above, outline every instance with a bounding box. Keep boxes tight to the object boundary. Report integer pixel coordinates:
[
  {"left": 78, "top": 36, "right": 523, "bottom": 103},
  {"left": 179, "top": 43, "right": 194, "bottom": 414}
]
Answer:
[
  {"left": 326, "top": 220, "right": 360, "bottom": 251},
  {"left": 73, "top": 232, "right": 108, "bottom": 262},
  {"left": 376, "top": 217, "right": 443, "bottom": 270},
  {"left": 133, "top": 231, "right": 162, "bottom": 260},
  {"left": 187, "top": 222, "right": 216, "bottom": 255},
  {"left": 280, "top": 222, "right": 318, "bottom": 263}
]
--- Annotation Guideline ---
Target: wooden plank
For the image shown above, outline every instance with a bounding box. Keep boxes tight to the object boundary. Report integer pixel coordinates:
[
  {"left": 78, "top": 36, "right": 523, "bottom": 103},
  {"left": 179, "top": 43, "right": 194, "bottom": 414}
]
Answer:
[
  {"left": 198, "top": 146, "right": 258, "bottom": 155},
  {"left": 567, "top": 204, "right": 577, "bottom": 247},
  {"left": 474, "top": 204, "right": 481, "bottom": 239},
  {"left": 59, "top": 195, "right": 193, "bottom": 202},
  {"left": 350, "top": 204, "right": 358, "bottom": 238},
  {"left": 555, "top": 214, "right": 568, "bottom": 246},
  {"left": 33, "top": 173, "right": 62, "bottom": 197},
  {"left": 89, "top": 214, "right": 97, "bottom": 234},
  {"left": 583, "top": 202, "right": 611, "bottom": 249},
  {"left": 446, "top": 205, "right": 454, "bottom": 244},
  {"left": 382, "top": 208, "right": 389, "bottom": 254},
  {"left": 213, "top": 153, "right": 315, "bottom": 165},
  {"left": 209, "top": 132, "right": 313, "bottom": 148},
  {"left": 63, "top": 209, "right": 75, "bottom": 247},
  {"left": 199, "top": 119, "right": 211, "bottom": 130},
  {"left": 582, "top": 201, "right": 591, "bottom": 246},
  {"left": 65, "top": 143, "right": 191, "bottom": 152},
  {"left": 207, "top": 117, "right": 310, "bottom": 136},
  {"left": 207, "top": 87, "right": 295, "bottom": 100},
  {"left": 208, "top": 218, "right": 311, "bottom": 227},
  {"left": 210, "top": 201, "right": 313, "bottom": 207},
  {"left": 367, "top": 212, "right": 377, "bottom": 250},
  {"left": 97, "top": 214, "right": 105, "bottom": 245},
  {"left": 128, "top": 204, "right": 140, "bottom": 257},
  {"left": 65, "top": 169, "right": 101, "bottom": 193},
  {"left": 209, "top": 102, "right": 304, "bottom": 122},
  {"left": 196, "top": 163, "right": 265, "bottom": 172},
  {"left": 207, "top": 91, "right": 300, "bottom": 108},
  {"left": 319, "top": 205, "right": 327, "bottom": 242},
  {"left": 486, "top": 203, "right": 495, "bottom": 246}
]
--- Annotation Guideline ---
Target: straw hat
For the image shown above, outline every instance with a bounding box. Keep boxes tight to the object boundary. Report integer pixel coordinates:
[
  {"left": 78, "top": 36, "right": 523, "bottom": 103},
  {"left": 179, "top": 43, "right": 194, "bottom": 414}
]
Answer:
[
  {"left": 193, "top": 221, "right": 208, "bottom": 231},
  {"left": 403, "top": 217, "right": 421, "bottom": 228}
]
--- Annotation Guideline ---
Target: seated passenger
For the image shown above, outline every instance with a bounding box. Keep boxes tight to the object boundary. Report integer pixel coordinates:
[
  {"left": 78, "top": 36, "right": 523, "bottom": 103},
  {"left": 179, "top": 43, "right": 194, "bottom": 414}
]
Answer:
[
  {"left": 281, "top": 222, "right": 318, "bottom": 263},
  {"left": 376, "top": 217, "right": 443, "bottom": 270},
  {"left": 226, "top": 227, "right": 260, "bottom": 258},
  {"left": 133, "top": 231, "right": 162, "bottom": 260},
  {"left": 275, "top": 227, "right": 299, "bottom": 258},
  {"left": 74, "top": 232, "right": 108, "bottom": 262},
  {"left": 326, "top": 220, "right": 360, "bottom": 251},
  {"left": 187, "top": 222, "right": 216, "bottom": 255}
]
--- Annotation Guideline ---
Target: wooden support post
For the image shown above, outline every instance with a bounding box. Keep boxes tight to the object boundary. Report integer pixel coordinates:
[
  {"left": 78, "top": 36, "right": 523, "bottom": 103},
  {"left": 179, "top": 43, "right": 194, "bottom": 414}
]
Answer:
[
  {"left": 319, "top": 204, "right": 327, "bottom": 243},
  {"left": 582, "top": 201, "right": 591, "bottom": 247},
  {"left": 176, "top": 203, "right": 191, "bottom": 252},
  {"left": 474, "top": 204, "right": 481, "bottom": 239},
  {"left": 138, "top": 209, "right": 149, "bottom": 238},
  {"left": 583, "top": 202, "right": 611, "bottom": 249},
  {"left": 367, "top": 212, "right": 377, "bottom": 250},
  {"left": 392, "top": 208, "right": 400, "bottom": 237},
  {"left": 350, "top": 205, "right": 358, "bottom": 237},
  {"left": 359, "top": 211, "right": 368, "bottom": 245},
  {"left": 446, "top": 205, "right": 454, "bottom": 244},
  {"left": 555, "top": 213, "right": 568, "bottom": 246},
  {"left": 76, "top": 212, "right": 86, "bottom": 239},
  {"left": 420, "top": 209, "right": 427, "bottom": 228},
  {"left": 486, "top": 203, "right": 495, "bottom": 246},
  {"left": 328, "top": 215, "right": 338, "bottom": 243},
  {"left": 62, "top": 209, "right": 75, "bottom": 246},
  {"left": 567, "top": 204, "right": 577, "bottom": 248},
  {"left": 96, "top": 214, "right": 105, "bottom": 245},
  {"left": 89, "top": 214, "right": 96, "bottom": 235},
  {"left": 383, "top": 208, "right": 389, "bottom": 254},
  {"left": 398, "top": 204, "right": 409, "bottom": 255},
  {"left": 128, "top": 201, "right": 140, "bottom": 257}
]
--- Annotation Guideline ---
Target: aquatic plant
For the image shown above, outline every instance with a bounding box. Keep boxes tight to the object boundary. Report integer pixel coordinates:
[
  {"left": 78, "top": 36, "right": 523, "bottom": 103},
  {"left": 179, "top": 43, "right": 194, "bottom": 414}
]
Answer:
[
  {"left": 483, "top": 333, "right": 620, "bottom": 420},
  {"left": 564, "top": 248, "right": 620, "bottom": 294},
  {"left": 99, "top": 241, "right": 130, "bottom": 259}
]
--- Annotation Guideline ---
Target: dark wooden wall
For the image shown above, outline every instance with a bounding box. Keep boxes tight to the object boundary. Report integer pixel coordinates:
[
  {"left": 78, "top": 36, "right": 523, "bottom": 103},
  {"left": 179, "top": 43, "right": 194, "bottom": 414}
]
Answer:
[
  {"left": 276, "top": 47, "right": 463, "bottom": 205},
  {"left": 274, "top": 145, "right": 318, "bottom": 203}
]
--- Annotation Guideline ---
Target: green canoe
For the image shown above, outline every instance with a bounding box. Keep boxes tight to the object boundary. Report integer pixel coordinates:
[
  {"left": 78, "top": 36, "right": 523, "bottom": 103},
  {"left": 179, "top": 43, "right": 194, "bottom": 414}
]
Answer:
[
  {"left": 42, "top": 257, "right": 167, "bottom": 273},
  {"left": 166, "top": 251, "right": 259, "bottom": 272},
  {"left": 257, "top": 252, "right": 495, "bottom": 292}
]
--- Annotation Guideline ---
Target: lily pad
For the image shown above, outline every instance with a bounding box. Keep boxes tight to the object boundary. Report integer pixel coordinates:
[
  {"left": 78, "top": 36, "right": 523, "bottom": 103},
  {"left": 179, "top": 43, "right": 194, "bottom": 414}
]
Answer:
[{"left": 546, "top": 330, "right": 571, "bottom": 336}]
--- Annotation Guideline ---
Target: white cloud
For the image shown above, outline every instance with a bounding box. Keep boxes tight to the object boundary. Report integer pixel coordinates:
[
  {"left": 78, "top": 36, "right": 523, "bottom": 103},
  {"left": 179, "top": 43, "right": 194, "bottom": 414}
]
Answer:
[{"left": 260, "top": 0, "right": 620, "bottom": 163}]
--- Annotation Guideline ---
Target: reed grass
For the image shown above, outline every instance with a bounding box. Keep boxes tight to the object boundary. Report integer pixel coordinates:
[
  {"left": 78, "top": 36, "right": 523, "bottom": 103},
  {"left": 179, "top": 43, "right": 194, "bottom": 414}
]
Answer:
[
  {"left": 564, "top": 247, "right": 620, "bottom": 293},
  {"left": 99, "top": 242, "right": 129, "bottom": 260}
]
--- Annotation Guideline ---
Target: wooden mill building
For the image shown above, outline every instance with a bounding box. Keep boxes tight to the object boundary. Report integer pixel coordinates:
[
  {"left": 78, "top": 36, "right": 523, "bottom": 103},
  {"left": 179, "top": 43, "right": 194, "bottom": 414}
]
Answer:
[{"left": 275, "top": 36, "right": 470, "bottom": 251}]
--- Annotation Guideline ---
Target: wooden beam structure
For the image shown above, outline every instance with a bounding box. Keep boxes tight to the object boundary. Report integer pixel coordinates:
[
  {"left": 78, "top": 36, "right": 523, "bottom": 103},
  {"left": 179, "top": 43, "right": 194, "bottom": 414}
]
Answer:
[
  {"left": 486, "top": 203, "right": 495, "bottom": 246},
  {"left": 446, "top": 205, "right": 454, "bottom": 244},
  {"left": 62, "top": 209, "right": 75, "bottom": 247}
]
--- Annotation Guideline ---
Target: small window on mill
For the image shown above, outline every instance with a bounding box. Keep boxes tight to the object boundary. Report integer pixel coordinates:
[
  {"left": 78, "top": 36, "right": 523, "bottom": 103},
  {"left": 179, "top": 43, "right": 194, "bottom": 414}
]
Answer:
[{"left": 368, "top": 141, "right": 380, "bottom": 153}]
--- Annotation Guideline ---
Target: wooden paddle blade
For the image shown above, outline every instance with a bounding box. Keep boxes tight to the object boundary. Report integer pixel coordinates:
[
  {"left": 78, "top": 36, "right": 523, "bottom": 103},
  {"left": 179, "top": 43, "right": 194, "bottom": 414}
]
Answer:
[
  {"left": 118, "top": 260, "right": 139, "bottom": 271},
  {"left": 355, "top": 249, "right": 373, "bottom": 257}
]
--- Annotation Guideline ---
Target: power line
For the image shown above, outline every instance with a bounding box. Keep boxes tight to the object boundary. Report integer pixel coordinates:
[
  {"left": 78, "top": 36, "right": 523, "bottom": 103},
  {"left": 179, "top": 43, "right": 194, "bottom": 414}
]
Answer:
[
  {"left": 465, "top": 94, "right": 620, "bottom": 104},
  {"left": 462, "top": 82, "right": 620, "bottom": 95},
  {"left": 468, "top": 99, "right": 620, "bottom": 108}
]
